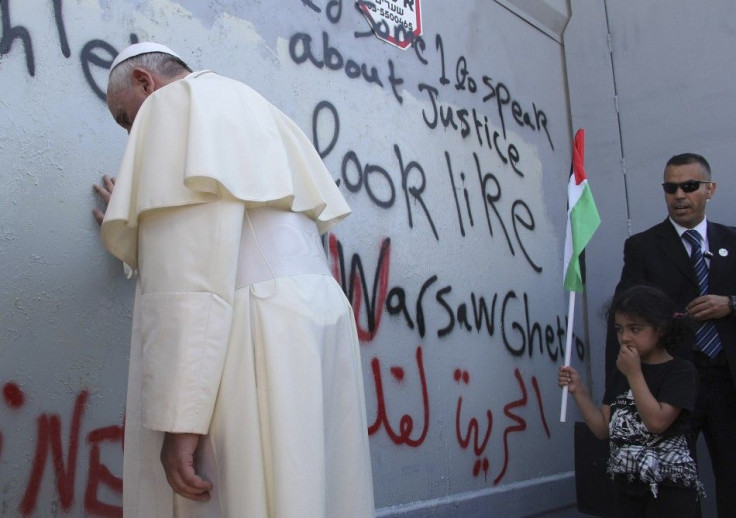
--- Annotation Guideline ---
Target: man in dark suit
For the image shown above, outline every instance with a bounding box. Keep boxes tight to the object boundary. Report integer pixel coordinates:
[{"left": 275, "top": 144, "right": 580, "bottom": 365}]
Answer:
[{"left": 605, "top": 153, "right": 736, "bottom": 516}]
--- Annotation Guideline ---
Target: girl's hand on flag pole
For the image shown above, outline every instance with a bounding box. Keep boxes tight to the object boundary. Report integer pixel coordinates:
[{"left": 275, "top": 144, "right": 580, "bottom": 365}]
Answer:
[{"left": 558, "top": 366, "right": 581, "bottom": 393}]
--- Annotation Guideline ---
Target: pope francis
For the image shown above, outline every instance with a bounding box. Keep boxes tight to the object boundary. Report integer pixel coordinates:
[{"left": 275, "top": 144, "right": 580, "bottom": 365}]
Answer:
[{"left": 95, "top": 42, "right": 375, "bottom": 517}]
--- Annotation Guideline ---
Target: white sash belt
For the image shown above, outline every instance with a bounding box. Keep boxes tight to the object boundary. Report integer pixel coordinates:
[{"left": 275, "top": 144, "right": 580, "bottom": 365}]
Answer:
[{"left": 236, "top": 207, "right": 330, "bottom": 288}]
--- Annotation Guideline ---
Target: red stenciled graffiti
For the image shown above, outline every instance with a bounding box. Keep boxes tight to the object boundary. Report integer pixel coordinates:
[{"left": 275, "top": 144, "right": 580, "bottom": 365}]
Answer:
[
  {"left": 328, "top": 233, "right": 341, "bottom": 282},
  {"left": 0, "top": 381, "right": 26, "bottom": 462},
  {"left": 494, "top": 369, "right": 528, "bottom": 485},
  {"left": 453, "top": 367, "right": 551, "bottom": 485},
  {"left": 4, "top": 381, "right": 25, "bottom": 408},
  {"left": 85, "top": 425, "right": 124, "bottom": 518},
  {"left": 530, "top": 375, "right": 551, "bottom": 438},
  {"left": 454, "top": 369, "right": 494, "bottom": 480},
  {"left": 20, "top": 391, "right": 88, "bottom": 514},
  {"left": 455, "top": 370, "right": 493, "bottom": 456},
  {"left": 454, "top": 369, "right": 493, "bottom": 480},
  {"left": 10, "top": 389, "right": 124, "bottom": 516},
  {"left": 368, "top": 346, "right": 429, "bottom": 447},
  {"left": 328, "top": 234, "right": 391, "bottom": 342}
]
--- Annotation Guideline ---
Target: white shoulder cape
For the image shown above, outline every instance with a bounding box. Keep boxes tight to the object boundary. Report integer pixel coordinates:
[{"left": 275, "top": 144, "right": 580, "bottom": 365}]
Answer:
[{"left": 101, "top": 71, "right": 350, "bottom": 268}]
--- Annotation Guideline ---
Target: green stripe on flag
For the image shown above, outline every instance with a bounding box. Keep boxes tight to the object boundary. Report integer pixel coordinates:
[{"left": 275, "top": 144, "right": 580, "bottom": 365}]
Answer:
[{"left": 564, "top": 181, "right": 600, "bottom": 292}]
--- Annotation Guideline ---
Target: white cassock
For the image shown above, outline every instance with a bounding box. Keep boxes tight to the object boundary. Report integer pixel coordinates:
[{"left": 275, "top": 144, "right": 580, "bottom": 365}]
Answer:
[{"left": 101, "top": 71, "right": 375, "bottom": 517}]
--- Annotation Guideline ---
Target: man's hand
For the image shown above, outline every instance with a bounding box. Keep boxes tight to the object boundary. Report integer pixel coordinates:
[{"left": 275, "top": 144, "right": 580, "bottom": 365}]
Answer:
[
  {"left": 92, "top": 175, "right": 116, "bottom": 225},
  {"left": 160, "top": 432, "right": 212, "bottom": 502},
  {"left": 686, "top": 294, "right": 731, "bottom": 321}
]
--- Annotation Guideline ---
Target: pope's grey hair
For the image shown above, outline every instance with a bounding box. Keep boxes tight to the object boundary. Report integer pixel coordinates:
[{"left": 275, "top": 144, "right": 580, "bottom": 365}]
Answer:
[{"left": 107, "top": 52, "right": 191, "bottom": 94}]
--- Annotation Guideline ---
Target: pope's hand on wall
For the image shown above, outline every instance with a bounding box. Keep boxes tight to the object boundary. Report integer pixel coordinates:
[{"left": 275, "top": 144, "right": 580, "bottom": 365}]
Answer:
[{"left": 92, "top": 174, "right": 115, "bottom": 225}]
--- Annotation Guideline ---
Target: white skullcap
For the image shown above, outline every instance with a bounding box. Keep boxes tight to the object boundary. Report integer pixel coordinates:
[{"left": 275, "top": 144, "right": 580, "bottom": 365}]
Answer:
[{"left": 109, "top": 42, "right": 184, "bottom": 74}]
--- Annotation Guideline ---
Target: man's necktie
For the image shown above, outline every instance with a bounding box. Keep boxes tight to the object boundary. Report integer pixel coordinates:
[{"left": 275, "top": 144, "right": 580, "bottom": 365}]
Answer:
[{"left": 683, "top": 229, "right": 723, "bottom": 357}]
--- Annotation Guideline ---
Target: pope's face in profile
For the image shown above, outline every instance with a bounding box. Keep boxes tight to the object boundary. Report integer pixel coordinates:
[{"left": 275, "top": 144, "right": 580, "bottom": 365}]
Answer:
[{"left": 107, "top": 68, "right": 154, "bottom": 133}]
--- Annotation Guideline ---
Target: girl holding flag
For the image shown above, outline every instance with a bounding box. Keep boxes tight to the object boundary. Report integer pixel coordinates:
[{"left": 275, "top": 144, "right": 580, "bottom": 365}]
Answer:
[{"left": 559, "top": 285, "right": 703, "bottom": 516}]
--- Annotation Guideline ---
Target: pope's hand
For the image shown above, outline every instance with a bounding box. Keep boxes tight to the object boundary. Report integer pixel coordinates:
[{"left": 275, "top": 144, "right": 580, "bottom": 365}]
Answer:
[
  {"left": 160, "top": 432, "right": 213, "bottom": 501},
  {"left": 92, "top": 175, "right": 115, "bottom": 225}
]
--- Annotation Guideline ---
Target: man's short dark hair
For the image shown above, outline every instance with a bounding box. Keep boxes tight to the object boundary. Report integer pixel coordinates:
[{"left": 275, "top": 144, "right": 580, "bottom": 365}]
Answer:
[{"left": 666, "top": 153, "right": 711, "bottom": 178}]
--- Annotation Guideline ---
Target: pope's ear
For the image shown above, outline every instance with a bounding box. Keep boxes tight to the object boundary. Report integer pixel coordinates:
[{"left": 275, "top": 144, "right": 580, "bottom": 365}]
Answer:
[{"left": 131, "top": 67, "right": 155, "bottom": 94}]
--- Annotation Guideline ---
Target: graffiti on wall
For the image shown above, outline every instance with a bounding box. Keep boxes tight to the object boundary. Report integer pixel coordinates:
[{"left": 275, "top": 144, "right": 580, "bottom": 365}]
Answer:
[
  {"left": 327, "top": 233, "right": 583, "bottom": 360},
  {"left": 302, "top": 0, "right": 572, "bottom": 493},
  {"left": 1, "top": 382, "right": 123, "bottom": 517},
  {"left": 1, "top": 0, "right": 580, "bottom": 514},
  {"left": 293, "top": 3, "right": 553, "bottom": 281}
]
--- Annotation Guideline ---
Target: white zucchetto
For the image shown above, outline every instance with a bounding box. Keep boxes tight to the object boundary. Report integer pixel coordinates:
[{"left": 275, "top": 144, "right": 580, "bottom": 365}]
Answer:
[{"left": 110, "top": 42, "right": 184, "bottom": 74}]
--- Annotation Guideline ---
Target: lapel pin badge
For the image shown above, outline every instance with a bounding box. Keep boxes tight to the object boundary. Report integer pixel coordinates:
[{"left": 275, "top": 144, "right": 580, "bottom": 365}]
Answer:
[{"left": 719, "top": 248, "right": 728, "bottom": 257}]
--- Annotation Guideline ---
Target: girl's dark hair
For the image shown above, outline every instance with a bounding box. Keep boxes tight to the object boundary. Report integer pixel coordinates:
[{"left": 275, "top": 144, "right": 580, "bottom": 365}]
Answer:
[{"left": 606, "top": 285, "right": 695, "bottom": 354}]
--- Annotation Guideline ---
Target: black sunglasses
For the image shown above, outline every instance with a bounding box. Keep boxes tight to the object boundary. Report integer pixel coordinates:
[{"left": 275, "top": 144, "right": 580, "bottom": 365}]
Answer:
[{"left": 661, "top": 180, "right": 711, "bottom": 194}]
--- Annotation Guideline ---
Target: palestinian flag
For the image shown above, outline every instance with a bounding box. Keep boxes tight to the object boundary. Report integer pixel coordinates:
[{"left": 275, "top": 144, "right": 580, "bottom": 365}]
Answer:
[{"left": 563, "top": 129, "right": 600, "bottom": 292}]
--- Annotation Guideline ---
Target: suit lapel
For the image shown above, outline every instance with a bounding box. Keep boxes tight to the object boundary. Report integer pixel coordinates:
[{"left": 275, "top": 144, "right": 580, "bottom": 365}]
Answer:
[
  {"left": 707, "top": 222, "right": 734, "bottom": 289},
  {"left": 655, "top": 219, "right": 698, "bottom": 287}
]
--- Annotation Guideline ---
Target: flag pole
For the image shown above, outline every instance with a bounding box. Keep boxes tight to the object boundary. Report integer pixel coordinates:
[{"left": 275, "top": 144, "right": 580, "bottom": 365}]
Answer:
[
  {"left": 560, "top": 291, "right": 576, "bottom": 422},
  {"left": 561, "top": 128, "right": 599, "bottom": 422}
]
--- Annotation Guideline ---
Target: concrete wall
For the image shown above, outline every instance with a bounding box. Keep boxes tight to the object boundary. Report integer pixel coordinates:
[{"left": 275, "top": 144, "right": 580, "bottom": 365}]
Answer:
[
  {"left": 1, "top": 1, "right": 579, "bottom": 516},
  {"left": 565, "top": 2, "right": 736, "bottom": 516},
  {"left": 566, "top": 0, "right": 736, "bottom": 379}
]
